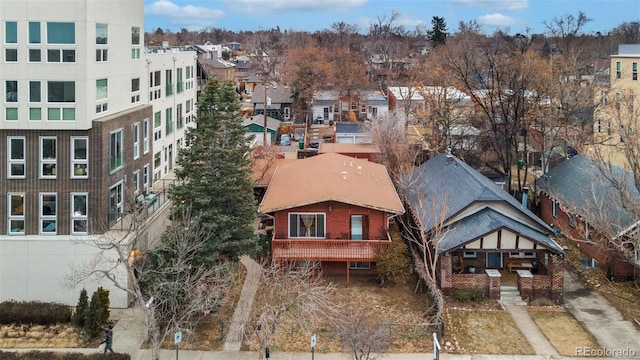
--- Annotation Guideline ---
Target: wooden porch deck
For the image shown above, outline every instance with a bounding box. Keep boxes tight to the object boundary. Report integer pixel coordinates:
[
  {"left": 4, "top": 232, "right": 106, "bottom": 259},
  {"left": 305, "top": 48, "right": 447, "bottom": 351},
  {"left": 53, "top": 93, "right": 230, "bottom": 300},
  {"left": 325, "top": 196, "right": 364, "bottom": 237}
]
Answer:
[{"left": 271, "top": 239, "right": 391, "bottom": 262}]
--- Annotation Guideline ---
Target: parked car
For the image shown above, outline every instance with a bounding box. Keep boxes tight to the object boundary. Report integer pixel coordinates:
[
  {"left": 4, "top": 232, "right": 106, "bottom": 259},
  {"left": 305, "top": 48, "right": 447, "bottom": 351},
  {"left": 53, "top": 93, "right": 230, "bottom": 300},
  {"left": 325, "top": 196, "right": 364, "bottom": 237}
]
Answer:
[{"left": 279, "top": 134, "right": 291, "bottom": 146}]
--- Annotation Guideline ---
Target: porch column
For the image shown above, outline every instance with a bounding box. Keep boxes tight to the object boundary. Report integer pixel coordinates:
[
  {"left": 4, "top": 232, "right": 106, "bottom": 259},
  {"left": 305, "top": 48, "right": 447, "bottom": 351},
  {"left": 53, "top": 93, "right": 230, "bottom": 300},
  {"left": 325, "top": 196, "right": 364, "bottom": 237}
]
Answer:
[
  {"left": 549, "top": 254, "right": 564, "bottom": 303},
  {"left": 346, "top": 262, "right": 350, "bottom": 285},
  {"left": 439, "top": 254, "right": 453, "bottom": 295}
]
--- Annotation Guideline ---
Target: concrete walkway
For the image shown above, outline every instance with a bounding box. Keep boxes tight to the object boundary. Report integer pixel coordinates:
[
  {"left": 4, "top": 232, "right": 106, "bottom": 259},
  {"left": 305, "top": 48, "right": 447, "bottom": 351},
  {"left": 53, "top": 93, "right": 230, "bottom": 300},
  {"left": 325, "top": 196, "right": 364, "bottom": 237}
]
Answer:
[
  {"left": 503, "top": 305, "right": 559, "bottom": 357},
  {"left": 223, "top": 255, "right": 262, "bottom": 351},
  {"left": 563, "top": 270, "right": 640, "bottom": 354}
]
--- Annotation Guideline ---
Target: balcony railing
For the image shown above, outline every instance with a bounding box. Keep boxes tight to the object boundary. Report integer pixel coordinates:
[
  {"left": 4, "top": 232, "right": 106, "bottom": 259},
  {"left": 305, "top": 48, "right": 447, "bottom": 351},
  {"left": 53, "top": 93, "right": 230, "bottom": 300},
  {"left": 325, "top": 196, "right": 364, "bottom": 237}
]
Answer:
[{"left": 271, "top": 238, "right": 391, "bottom": 262}]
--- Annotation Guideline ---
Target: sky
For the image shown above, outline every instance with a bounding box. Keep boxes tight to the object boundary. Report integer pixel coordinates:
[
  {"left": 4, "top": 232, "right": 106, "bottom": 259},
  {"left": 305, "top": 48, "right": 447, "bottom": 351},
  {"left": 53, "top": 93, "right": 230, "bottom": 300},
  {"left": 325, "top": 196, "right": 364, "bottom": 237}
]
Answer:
[{"left": 143, "top": 0, "right": 639, "bottom": 35}]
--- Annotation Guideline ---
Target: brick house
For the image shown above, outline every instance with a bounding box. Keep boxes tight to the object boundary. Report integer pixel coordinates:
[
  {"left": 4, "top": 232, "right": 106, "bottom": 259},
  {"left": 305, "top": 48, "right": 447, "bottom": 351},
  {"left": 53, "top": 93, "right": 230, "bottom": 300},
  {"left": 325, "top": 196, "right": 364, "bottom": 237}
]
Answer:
[
  {"left": 536, "top": 155, "right": 640, "bottom": 280},
  {"left": 258, "top": 152, "right": 404, "bottom": 283},
  {"left": 405, "top": 153, "right": 565, "bottom": 303}
]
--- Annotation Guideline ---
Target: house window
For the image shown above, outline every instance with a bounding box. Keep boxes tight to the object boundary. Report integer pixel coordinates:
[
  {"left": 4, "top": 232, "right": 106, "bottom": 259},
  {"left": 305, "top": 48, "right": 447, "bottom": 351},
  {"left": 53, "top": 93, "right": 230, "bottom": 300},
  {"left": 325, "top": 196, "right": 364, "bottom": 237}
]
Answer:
[
  {"left": 569, "top": 214, "right": 575, "bottom": 228},
  {"left": 143, "top": 118, "right": 149, "bottom": 154},
  {"left": 633, "top": 62, "right": 638, "bottom": 81},
  {"left": 8, "top": 193, "right": 25, "bottom": 234},
  {"left": 109, "top": 129, "right": 124, "bottom": 172},
  {"left": 288, "top": 213, "right": 325, "bottom": 238},
  {"left": 350, "top": 262, "right": 371, "bottom": 269},
  {"left": 616, "top": 61, "right": 621, "bottom": 79},
  {"left": 71, "top": 193, "right": 88, "bottom": 234},
  {"left": 6, "top": 80, "right": 18, "bottom": 102},
  {"left": 131, "top": 78, "right": 140, "bottom": 103},
  {"left": 463, "top": 251, "right": 477, "bottom": 258},
  {"left": 552, "top": 200, "right": 558, "bottom": 218},
  {"left": 40, "top": 136, "right": 57, "bottom": 178},
  {"left": 71, "top": 136, "right": 88, "bottom": 178},
  {"left": 133, "top": 122, "right": 140, "bottom": 159},
  {"left": 40, "top": 193, "right": 57, "bottom": 234},
  {"left": 8, "top": 136, "right": 26, "bottom": 178},
  {"left": 522, "top": 252, "right": 535, "bottom": 258},
  {"left": 585, "top": 221, "right": 590, "bottom": 241},
  {"left": 108, "top": 181, "right": 124, "bottom": 225}
]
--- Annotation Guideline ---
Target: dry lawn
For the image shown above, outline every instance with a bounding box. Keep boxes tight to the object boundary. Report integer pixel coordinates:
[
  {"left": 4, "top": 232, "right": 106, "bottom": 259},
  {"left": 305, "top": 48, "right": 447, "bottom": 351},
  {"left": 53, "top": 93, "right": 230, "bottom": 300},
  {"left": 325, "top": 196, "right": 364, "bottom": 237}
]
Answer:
[
  {"left": 0, "top": 323, "right": 89, "bottom": 349},
  {"left": 528, "top": 307, "right": 600, "bottom": 356},
  {"left": 445, "top": 306, "right": 534, "bottom": 354}
]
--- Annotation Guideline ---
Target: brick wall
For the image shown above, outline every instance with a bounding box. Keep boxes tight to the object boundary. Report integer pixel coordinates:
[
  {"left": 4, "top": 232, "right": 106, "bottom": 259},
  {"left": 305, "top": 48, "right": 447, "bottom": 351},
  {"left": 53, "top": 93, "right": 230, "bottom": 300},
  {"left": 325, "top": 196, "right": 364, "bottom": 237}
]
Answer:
[
  {"left": 439, "top": 254, "right": 453, "bottom": 295},
  {"left": 450, "top": 273, "right": 490, "bottom": 297}
]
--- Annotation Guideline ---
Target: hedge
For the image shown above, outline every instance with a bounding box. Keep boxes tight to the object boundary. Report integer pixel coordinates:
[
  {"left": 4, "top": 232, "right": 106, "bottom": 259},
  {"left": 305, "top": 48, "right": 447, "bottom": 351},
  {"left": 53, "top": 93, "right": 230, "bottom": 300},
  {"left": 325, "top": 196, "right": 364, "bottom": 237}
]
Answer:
[{"left": 0, "top": 301, "right": 72, "bottom": 325}]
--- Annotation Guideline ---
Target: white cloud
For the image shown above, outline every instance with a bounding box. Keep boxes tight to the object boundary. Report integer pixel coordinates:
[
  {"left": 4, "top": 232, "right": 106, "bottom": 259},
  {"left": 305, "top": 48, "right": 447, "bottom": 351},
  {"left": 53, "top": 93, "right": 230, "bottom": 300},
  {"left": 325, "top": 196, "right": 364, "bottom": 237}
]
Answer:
[
  {"left": 224, "top": 0, "right": 367, "bottom": 12},
  {"left": 451, "top": 0, "right": 528, "bottom": 11},
  {"left": 478, "top": 13, "right": 517, "bottom": 27},
  {"left": 356, "top": 14, "right": 425, "bottom": 32},
  {"left": 145, "top": 1, "right": 224, "bottom": 28}
]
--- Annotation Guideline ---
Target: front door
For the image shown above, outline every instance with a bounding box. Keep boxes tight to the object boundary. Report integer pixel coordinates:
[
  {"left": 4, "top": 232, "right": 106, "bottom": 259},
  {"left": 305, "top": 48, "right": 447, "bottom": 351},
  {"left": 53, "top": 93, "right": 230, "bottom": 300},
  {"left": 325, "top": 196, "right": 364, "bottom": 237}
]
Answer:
[{"left": 486, "top": 252, "right": 503, "bottom": 268}]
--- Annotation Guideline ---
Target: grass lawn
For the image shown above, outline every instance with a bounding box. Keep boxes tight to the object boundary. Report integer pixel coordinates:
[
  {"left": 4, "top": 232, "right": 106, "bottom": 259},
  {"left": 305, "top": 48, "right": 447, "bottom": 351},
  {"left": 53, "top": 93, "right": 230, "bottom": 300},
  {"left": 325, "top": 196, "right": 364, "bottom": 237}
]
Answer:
[{"left": 528, "top": 307, "right": 600, "bottom": 356}]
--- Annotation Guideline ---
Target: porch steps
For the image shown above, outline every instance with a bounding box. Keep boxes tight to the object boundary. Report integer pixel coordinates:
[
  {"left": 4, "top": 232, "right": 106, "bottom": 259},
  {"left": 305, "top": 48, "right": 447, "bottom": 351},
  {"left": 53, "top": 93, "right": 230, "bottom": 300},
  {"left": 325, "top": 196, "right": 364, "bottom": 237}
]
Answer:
[{"left": 499, "top": 285, "right": 527, "bottom": 306}]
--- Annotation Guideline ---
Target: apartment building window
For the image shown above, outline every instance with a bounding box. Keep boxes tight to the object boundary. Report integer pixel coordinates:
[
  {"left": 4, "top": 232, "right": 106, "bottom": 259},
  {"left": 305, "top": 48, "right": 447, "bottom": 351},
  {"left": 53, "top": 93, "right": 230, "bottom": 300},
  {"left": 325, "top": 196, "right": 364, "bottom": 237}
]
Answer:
[
  {"left": 133, "top": 170, "right": 140, "bottom": 195},
  {"left": 288, "top": 213, "right": 325, "bottom": 238},
  {"left": 29, "top": 22, "right": 41, "bottom": 43},
  {"left": 616, "top": 61, "right": 621, "bottom": 79},
  {"left": 154, "top": 111, "right": 162, "bottom": 140},
  {"left": 109, "top": 129, "right": 124, "bottom": 172},
  {"left": 46, "top": 22, "right": 75, "bottom": 63},
  {"left": 633, "top": 62, "right": 638, "bottom": 81},
  {"left": 6, "top": 80, "right": 18, "bottom": 102},
  {"left": 96, "top": 79, "right": 108, "bottom": 113},
  {"left": 29, "top": 49, "right": 41, "bottom": 62},
  {"left": 131, "top": 78, "right": 140, "bottom": 103},
  {"left": 96, "top": 48, "right": 108, "bottom": 62},
  {"left": 71, "top": 193, "right": 88, "bottom": 234},
  {"left": 165, "top": 70, "right": 173, "bottom": 96},
  {"left": 40, "top": 193, "right": 57, "bottom": 234},
  {"left": 40, "top": 136, "right": 57, "bottom": 178},
  {"left": 47, "top": 81, "right": 75, "bottom": 121},
  {"left": 154, "top": 152, "right": 161, "bottom": 168},
  {"left": 177, "top": 68, "right": 184, "bottom": 93},
  {"left": 150, "top": 71, "right": 161, "bottom": 100},
  {"left": 29, "top": 108, "right": 41, "bottom": 121},
  {"left": 29, "top": 82, "right": 42, "bottom": 120},
  {"left": 131, "top": 26, "right": 140, "bottom": 59},
  {"left": 8, "top": 193, "right": 25, "bottom": 234},
  {"left": 5, "top": 21, "right": 17, "bottom": 62},
  {"left": 71, "top": 136, "right": 88, "bottom": 178},
  {"left": 96, "top": 23, "right": 108, "bottom": 44},
  {"left": 186, "top": 99, "right": 192, "bottom": 112},
  {"left": 166, "top": 107, "right": 173, "bottom": 135},
  {"left": 133, "top": 122, "right": 140, "bottom": 160},
  {"left": 47, "top": 49, "right": 75, "bottom": 63},
  {"left": 143, "top": 164, "right": 150, "bottom": 194},
  {"left": 143, "top": 118, "right": 149, "bottom": 154},
  {"left": 108, "top": 181, "right": 124, "bottom": 225},
  {"left": 176, "top": 104, "right": 183, "bottom": 129},
  {"left": 8, "top": 136, "right": 26, "bottom": 178}
]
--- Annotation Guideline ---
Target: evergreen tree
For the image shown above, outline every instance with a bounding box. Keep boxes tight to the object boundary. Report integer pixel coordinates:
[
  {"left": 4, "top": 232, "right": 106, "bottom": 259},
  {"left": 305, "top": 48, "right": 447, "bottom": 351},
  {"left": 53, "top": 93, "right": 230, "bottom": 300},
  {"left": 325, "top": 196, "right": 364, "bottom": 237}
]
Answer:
[
  {"left": 72, "top": 288, "right": 89, "bottom": 327},
  {"left": 96, "top": 287, "right": 110, "bottom": 323},
  {"left": 427, "top": 16, "right": 448, "bottom": 47},
  {"left": 170, "top": 79, "right": 258, "bottom": 266},
  {"left": 84, "top": 290, "right": 106, "bottom": 339}
]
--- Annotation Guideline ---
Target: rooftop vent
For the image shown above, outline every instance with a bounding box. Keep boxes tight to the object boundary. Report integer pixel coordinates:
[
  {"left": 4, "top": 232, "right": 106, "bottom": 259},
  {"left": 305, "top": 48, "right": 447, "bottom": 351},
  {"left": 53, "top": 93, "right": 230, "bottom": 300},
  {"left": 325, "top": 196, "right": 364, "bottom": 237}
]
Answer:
[{"left": 342, "top": 171, "right": 347, "bottom": 180}]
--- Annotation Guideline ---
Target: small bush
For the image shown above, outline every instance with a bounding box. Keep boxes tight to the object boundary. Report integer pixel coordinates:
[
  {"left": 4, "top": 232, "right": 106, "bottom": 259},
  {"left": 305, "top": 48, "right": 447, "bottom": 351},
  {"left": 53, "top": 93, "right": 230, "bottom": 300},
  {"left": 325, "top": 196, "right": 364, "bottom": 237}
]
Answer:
[
  {"left": 73, "top": 288, "right": 89, "bottom": 327},
  {"left": 455, "top": 289, "right": 472, "bottom": 303},
  {"left": 0, "top": 301, "right": 72, "bottom": 325},
  {"left": 470, "top": 286, "right": 485, "bottom": 303},
  {"left": 455, "top": 287, "right": 485, "bottom": 303},
  {"left": 0, "top": 350, "right": 130, "bottom": 359}
]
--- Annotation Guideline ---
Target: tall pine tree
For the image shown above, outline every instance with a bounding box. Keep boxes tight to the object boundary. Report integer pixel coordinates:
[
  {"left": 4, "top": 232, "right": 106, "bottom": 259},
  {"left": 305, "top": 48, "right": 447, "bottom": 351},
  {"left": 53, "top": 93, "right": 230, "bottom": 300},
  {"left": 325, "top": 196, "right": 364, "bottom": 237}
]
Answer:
[
  {"left": 427, "top": 16, "right": 448, "bottom": 47},
  {"left": 170, "top": 79, "right": 258, "bottom": 266}
]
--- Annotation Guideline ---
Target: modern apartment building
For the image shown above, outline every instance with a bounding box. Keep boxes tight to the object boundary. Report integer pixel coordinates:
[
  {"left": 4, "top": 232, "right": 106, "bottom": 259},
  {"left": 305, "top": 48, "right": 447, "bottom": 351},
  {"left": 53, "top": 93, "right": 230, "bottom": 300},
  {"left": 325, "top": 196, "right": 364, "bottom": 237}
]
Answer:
[{"left": 0, "top": 0, "right": 197, "bottom": 307}]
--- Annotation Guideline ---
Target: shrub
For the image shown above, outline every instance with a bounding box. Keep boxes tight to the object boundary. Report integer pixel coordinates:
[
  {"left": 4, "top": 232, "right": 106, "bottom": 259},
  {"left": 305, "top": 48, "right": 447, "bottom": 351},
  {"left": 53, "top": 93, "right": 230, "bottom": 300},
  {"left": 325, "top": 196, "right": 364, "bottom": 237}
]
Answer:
[
  {"left": 84, "top": 290, "right": 108, "bottom": 339},
  {"left": 96, "top": 287, "right": 110, "bottom": 322},
  {"left": 455, "top": 289, "right": 472, "bottom": 303},
  {"left": 470, "top": 286, "right": 485, "bottom": 303},
  {"left": 0, "top": 301, "right": 71, "bottom": 325},
  {"left": 375, "top": 228, "right": 411, "bottom": 285},
  {"left": 73, "top": 288, "right": 89, "bottom": 327}
]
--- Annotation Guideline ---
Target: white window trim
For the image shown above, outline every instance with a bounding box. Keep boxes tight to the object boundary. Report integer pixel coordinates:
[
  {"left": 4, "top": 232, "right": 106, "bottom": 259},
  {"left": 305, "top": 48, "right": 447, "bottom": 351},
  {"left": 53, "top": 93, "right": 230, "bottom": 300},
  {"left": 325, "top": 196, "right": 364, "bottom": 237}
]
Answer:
[
  {"left": 40, "top": 192, "right": 57, "bottom": 235},
  {"left": 143, "top": 164, "right": 150, "bottom": 194},
  {"left": 71, "top": 192, "right": 88, "bottom": 234},
  {"left": 133, "top": 170, "right": 141, "bottom": 195},
  {"left": 40, "top": 136, "right": 57, "bottom": 179},
  {"left": 288, "top": 213, "right": 326, "bottom": 238},
  {"left": 350, "top": 262, "right": 371, "bottom": 270},
  {"left": 462, "top": 251, "right": 477, "bottom": 259},
  {"left": 143, "top": 118, "right": 150, "bottom": 154},
  {"left": 8, "top": 192, "right": 26, "bottom": 235},
  {"left": 71, "top": 136, "right": 89, "bottom": 179},
  {"left": 109, "top": 128, "right": 124, "bottom": 173},
  {"left": 109, "top": 181, "right": 124, "bottom": 224},
  {"left": 8, "top": 136, "right": 26, "bottom": 179},
  {"left": 133, "top": 122, "right": 140, "bottom": 160}
]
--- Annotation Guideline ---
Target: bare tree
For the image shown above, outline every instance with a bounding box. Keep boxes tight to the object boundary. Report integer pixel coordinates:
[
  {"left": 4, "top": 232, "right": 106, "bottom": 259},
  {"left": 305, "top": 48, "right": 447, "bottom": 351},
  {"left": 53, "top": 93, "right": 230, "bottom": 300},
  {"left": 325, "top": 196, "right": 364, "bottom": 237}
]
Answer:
[
  {"left": 244, "top": 262, "right": 340, "bottom": 360},
  {"left": 336, "top": 307, "right": 392, "bottom": 360}
]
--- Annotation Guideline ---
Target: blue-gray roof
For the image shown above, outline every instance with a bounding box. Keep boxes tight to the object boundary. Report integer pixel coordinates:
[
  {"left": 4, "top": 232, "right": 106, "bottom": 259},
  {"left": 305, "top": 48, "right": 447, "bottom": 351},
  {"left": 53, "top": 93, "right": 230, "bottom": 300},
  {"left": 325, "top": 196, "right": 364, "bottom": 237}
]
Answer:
[
  {"left": 406, "top": 154, "right": 560, "bottom": 253},
  {"left": 536, "top": 155, "right": 639, "bottom": 237},
  {"left": 336, "top": 122, "right": 364, "bottom": 134},
  {"left": 439, "top": 208, "right": 563, "bottom": 253}
]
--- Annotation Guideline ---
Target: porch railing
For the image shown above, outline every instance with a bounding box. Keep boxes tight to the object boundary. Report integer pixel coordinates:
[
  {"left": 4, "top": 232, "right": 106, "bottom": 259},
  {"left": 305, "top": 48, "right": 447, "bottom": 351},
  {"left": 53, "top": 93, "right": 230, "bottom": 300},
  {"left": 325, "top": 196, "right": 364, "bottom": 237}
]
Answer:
[{"left": 271, "top": 239, "right": 391, "bottom": 262}]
